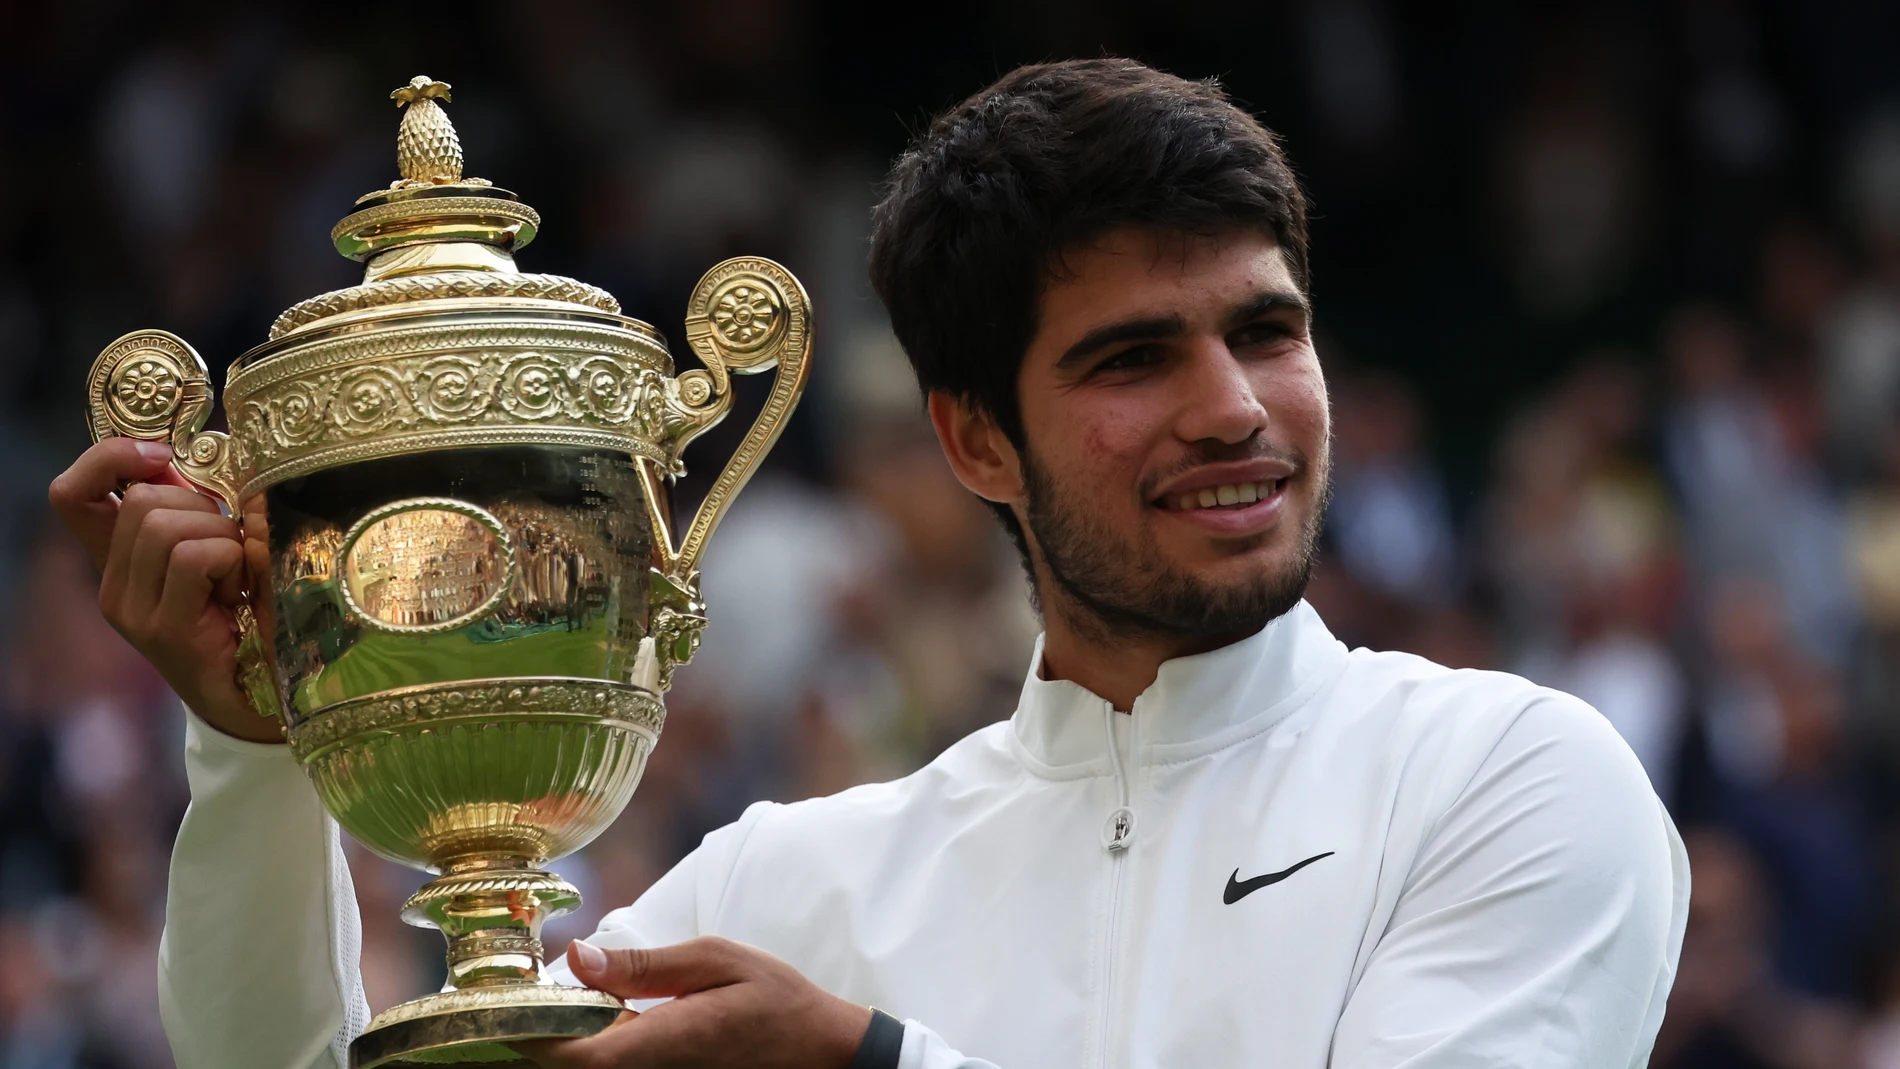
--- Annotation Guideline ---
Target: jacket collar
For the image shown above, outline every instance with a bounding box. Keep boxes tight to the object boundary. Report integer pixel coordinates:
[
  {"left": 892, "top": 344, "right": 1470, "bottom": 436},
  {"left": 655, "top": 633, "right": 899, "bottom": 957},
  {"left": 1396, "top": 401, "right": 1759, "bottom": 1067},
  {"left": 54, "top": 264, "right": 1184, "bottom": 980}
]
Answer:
[{"left": 1007, "top": 600, "right": 1349, "bottom": 775}]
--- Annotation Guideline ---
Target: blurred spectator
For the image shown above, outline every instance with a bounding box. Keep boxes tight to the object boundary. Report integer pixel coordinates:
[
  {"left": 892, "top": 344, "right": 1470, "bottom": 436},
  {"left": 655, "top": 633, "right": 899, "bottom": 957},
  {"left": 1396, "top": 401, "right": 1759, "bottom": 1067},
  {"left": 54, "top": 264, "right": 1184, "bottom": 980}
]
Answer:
[
  {"left": 1, "top": 528, "right": 182, "bottom": 1067},
  {"left": 1480, "top": 355, "right": 1690, "bottom": 795},
  {"left": 1703, "top": 591, "right": 1879, "bottom": 1002},
  {"left": 1328, "top": 372, "right": 1458, "bottom": 609},
  {"left": 1491, "top": 25, "right": 1648, "bottom": 318},
  {"left": 1654, "top": 828, "right": 1860, "bottom": 1069},
  {"left": 0, "top": 913, "right": 82, "bottom": 1069},
  {"left": 1848, "top": 423, "right": 1900, "bottom": 767},
  {"left": 1661, "top": 305, "right": 1856, "bottom": 666}
]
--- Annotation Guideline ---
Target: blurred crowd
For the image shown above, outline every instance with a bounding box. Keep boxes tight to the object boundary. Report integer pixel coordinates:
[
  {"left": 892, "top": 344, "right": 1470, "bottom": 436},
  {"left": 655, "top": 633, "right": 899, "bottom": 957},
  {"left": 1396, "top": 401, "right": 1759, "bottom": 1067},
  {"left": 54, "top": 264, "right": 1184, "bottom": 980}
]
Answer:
[{"left": 2, "top": 2, "right": 1899, "bottom": 1067}]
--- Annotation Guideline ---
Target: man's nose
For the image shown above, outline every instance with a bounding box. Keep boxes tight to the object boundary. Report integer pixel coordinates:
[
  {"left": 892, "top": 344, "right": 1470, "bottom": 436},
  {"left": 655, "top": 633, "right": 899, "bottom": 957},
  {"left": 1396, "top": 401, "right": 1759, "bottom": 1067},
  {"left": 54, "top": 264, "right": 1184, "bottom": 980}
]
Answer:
[{"left": 1172, "top": 340, "right": 1268, "bottom": 445}]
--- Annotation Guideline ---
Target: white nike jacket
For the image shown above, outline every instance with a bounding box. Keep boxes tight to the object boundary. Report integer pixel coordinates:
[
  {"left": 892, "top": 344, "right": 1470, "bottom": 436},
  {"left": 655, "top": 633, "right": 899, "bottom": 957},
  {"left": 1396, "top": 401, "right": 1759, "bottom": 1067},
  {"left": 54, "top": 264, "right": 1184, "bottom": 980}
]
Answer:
[{"left": 158, "top": 601, "right": 1689, "bottom": 1068}]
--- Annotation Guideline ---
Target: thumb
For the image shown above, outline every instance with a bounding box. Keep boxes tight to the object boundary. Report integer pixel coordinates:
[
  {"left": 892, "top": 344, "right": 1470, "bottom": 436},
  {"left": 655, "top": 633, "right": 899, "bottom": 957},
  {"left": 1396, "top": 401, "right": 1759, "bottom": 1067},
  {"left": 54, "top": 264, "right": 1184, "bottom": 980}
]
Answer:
[
  {"left": 50, "top": 438, "right": 180, "bottom": 567},
  {"left": 564, "top": 937, "right": 749, "bottom": 1000}
]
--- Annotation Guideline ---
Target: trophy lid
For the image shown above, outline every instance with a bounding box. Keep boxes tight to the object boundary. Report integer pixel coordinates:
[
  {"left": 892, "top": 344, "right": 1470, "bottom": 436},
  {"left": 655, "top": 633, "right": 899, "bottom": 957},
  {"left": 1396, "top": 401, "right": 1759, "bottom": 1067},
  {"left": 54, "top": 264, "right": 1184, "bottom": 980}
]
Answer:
[{"left": 267, "top": 75, "right": 620, "bottom": 340}]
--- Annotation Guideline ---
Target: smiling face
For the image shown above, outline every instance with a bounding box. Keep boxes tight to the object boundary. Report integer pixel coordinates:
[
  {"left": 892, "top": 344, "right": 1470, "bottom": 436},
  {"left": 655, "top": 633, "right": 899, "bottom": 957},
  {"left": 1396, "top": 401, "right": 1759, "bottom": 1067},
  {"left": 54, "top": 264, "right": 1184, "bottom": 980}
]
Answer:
[{"left": 994, "top": 226, "right": 1331, "bottom": 643}]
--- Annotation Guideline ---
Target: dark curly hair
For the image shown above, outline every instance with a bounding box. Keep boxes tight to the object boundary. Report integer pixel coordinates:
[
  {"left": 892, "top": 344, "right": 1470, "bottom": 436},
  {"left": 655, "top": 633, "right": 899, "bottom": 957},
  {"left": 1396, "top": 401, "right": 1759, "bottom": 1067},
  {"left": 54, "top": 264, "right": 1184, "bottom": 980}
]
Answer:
[{"left": 868, "top": 58, "right": 1310, "bottom": 553}]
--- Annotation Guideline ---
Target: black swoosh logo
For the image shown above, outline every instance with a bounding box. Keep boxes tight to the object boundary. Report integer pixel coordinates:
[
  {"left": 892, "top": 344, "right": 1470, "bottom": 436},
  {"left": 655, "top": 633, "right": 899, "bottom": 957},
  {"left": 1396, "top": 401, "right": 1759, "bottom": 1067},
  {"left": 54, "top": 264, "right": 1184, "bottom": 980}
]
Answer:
[{"left": 1223, "top": 851, "right": 1335, "bottom": 904}]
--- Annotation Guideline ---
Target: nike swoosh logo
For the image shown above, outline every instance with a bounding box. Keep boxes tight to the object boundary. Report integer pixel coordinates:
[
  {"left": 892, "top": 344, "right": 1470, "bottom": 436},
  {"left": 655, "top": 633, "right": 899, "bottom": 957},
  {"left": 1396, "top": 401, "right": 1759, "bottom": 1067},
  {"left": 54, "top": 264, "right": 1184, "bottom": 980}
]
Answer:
[{"left": 1223, "top": 851, "right": 1335, "bottom": 904}]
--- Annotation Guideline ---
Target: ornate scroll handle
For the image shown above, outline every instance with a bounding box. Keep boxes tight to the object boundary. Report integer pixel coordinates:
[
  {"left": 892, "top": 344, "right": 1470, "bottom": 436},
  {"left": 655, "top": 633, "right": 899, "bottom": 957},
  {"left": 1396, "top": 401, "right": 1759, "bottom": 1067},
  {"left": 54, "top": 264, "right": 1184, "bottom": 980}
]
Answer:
[
  {"left": 86, "top": 330, "right": 280, "bottom": 722},
  {"left": 85, "top": 330, "right": 244, "bottom": 512},
  {"left": 660, "top": 256, "right": 813, "bottom": 581}
]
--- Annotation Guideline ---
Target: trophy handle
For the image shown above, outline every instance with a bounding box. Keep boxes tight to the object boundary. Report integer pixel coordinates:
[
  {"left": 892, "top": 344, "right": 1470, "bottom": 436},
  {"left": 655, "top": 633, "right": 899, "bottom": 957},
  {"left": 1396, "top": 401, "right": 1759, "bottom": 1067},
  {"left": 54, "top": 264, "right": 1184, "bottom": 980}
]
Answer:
[
  {"left": 635, "top": 258, "right": 810, "bottom": 681},
  {"left": 86, "top": 330, "right": 281, "bottom": 722},
  {"left": 86, "top": 329, "right": 244, "bottom": 511},
  {"left": 661, "top": 256, "right": 813, "bottom": 578}
]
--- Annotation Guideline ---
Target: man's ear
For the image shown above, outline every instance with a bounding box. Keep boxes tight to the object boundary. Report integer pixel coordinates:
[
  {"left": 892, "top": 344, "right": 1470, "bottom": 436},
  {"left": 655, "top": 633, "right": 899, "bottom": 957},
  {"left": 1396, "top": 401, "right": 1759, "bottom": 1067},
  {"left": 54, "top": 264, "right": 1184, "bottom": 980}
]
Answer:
[{"left": 927, "top": 390, "right": 1024, "bottom": 506}]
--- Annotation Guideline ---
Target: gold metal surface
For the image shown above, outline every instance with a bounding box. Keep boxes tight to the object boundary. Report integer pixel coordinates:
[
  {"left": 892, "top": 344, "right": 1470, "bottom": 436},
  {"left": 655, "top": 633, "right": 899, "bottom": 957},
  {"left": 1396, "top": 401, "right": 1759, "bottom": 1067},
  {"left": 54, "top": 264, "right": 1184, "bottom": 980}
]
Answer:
[
  {"left": 81, "top": 75, "right": 812, "bottom": 1067},
  {"left": 224, "top": 316, "right": 677, "bottom": 499},
  {"left": 354, "top": 986, "right": 624, "bottom": 1068},
  {"left": 269, "top": 272, "right": 611, "bottom": 339}
]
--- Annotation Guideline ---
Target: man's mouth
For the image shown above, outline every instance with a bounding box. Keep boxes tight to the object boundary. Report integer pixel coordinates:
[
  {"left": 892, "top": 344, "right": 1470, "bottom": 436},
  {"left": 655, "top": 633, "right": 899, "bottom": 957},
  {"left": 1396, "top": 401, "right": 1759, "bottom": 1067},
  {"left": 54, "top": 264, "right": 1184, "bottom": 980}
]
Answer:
[{"left": 1158, "top": 479, "right": 1285, "bottom": 511}]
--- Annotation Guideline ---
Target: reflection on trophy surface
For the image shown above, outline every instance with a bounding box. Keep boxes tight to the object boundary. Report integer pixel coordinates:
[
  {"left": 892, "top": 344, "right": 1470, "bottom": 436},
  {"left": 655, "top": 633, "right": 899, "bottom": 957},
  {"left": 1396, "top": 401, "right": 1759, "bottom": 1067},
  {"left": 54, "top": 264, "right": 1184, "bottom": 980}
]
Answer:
[{"left": 82, "top": 74, "right": 812, "bottom": 1067}]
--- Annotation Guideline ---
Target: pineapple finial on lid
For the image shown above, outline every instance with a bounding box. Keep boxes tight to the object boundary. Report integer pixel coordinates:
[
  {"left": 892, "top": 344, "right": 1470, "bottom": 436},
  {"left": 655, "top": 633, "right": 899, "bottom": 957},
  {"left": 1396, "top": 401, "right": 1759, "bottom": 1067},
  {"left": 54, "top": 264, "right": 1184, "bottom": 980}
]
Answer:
[
  {"left": 390, "top": 76, "right": 487, "bottom": 188},
  {"left": 328, "top": 75, "right": 534, "bottom": 268}
]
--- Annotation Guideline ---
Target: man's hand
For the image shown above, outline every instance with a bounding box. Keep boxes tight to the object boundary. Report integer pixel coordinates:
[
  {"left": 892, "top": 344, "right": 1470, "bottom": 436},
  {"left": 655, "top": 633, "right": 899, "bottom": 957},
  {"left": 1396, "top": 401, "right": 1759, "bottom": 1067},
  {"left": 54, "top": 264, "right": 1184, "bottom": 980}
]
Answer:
[
  {"left": 518, "top": 936, "right": 873, "bottom": 1069},
  {"left": 48, "top": 438, "right": 276, "bottom": 742}
]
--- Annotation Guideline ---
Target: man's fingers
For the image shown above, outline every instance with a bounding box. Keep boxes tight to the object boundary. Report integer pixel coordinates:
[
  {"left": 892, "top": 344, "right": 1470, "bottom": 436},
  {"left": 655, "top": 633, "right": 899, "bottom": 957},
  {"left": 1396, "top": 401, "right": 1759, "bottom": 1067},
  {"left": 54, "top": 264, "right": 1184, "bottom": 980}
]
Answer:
[
  {"left": 123, "top": 511, "right": 241, "bottom": 622},
  {"left": 521, "top": 938, "right": 758, "bottom": 1067},
  {"left": 511, "top": 1011, "right": 640, "bottom": 1069},
  {"left": 50, "top": 437, "right": 177, "bottom": 506},
  {"left": 101, "top": 491, "right": 231, "bottom": 620},
  {"left": 153, "top": 537, "right": 246, "bottom": 639},
  {"left": 563, "top": 936, "right": 750, "bottom": 1001},
  {"left": 516, "top": 998, "right": 720, "bottom": 1069},
  {"left": 49, "top": 438, "right": 179, "bottom": 567},
  {"left": 520, "top": 939, "right": 868, "bottom": 1069},
  {"left": 102, "top": 484, "right": 221, "bottom": 598}
]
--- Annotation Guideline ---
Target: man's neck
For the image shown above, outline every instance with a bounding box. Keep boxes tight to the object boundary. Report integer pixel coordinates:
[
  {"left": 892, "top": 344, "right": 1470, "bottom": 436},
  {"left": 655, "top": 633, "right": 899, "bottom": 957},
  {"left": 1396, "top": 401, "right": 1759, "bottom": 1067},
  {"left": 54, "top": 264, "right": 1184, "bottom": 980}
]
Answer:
[{"left": 1036, "top": 596, "right": 1261, "bottom": 711}]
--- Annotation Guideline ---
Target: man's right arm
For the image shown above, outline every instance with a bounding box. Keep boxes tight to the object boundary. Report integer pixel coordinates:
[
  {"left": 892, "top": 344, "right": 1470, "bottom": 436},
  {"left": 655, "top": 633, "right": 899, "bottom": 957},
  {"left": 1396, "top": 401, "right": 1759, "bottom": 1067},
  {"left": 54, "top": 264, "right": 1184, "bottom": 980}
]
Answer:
[
  {"left": 160, "top": 711, "right": 368, "bottom": 1069},
  {"left": 52, "top": 440, "right": 365, "bottom": 1067}
]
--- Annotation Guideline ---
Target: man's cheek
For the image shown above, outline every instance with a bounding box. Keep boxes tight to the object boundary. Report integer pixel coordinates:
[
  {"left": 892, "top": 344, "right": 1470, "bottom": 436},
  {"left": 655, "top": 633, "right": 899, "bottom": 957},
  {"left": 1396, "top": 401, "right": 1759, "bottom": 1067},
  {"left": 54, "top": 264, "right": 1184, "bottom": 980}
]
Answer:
[
  {"left": 1078, "top": 422, "right": 1148, "bottom": 480},
  {"left": 1255, "top": 358, "right": 1328, "bottom": 439}
]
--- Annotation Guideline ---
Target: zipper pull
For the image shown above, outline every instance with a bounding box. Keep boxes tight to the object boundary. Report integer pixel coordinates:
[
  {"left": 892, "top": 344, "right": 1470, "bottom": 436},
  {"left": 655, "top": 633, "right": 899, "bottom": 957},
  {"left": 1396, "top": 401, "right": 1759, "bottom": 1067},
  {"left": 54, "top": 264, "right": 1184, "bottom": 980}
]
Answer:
[
  {"left": 1100, "top": 701, "right": 1139, "bottom": 852},
  {"left": 1102, "top": 805, "right": 1137, "bottom": 852}
]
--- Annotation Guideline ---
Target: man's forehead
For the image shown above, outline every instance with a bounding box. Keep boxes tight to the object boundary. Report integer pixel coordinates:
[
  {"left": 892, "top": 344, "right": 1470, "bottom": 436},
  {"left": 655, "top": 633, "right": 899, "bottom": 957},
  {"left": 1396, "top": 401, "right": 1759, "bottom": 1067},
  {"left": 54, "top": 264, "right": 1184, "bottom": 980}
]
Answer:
[{"left": 1038, "top": 228, "right": 1296, "bottom": 329}]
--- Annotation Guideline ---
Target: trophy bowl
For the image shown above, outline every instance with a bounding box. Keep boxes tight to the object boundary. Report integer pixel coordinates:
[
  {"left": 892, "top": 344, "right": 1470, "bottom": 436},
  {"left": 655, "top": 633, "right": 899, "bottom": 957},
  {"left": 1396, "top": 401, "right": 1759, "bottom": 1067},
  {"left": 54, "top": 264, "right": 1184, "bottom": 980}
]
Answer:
[{"left": 83, "top": 77, "right": 811, "bottom": 1067}]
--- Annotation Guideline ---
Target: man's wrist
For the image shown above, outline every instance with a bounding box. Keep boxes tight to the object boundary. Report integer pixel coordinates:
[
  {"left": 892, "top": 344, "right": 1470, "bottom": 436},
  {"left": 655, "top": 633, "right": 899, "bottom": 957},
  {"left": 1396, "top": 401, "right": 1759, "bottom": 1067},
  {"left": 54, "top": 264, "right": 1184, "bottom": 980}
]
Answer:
[
  {"left": 186, "top": 698, "right": 288, "bottom": 745},
  {"left": 847, "top": 1008, "right": 904, "bottom": 1069}
]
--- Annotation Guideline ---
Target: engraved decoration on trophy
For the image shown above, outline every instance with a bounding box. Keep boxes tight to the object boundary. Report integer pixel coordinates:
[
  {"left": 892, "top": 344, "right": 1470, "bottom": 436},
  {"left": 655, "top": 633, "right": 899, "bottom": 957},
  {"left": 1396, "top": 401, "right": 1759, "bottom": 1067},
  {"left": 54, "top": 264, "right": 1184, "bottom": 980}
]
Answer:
[{"left": 82, "top": 76, "right": 812, "bottom": 1067}]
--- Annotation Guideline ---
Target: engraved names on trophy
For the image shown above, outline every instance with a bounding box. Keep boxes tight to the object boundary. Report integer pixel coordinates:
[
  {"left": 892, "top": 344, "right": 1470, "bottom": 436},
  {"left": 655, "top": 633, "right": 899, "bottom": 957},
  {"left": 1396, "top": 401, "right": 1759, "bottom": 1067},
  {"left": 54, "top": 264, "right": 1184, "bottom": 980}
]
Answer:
[{"left": 339, "top": 499, "right": 517, "bottom": 633}]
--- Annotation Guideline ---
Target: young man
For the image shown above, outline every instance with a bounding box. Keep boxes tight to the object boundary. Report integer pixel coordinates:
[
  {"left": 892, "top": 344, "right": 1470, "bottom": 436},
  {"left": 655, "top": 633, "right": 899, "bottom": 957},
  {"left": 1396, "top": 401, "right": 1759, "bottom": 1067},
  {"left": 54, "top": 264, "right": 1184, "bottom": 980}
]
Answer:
[{"left": 51, "top": 60, "right": 1687, "bottom": 1068}]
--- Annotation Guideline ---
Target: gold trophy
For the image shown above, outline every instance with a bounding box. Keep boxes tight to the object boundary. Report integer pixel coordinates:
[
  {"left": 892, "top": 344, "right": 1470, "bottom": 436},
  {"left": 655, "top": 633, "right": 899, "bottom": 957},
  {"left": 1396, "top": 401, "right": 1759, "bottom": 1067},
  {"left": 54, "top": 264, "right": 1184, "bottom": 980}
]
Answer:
[{"left": 83, "top": 76, "right": 811, "bottom": 1066}]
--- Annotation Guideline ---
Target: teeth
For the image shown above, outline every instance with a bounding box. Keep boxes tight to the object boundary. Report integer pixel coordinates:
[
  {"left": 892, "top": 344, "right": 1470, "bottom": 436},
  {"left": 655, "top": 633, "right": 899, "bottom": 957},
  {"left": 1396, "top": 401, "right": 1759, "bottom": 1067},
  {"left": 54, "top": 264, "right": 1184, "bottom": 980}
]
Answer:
[{"left": 1167, "top": 481, "right": 1280, "bottom": 510}]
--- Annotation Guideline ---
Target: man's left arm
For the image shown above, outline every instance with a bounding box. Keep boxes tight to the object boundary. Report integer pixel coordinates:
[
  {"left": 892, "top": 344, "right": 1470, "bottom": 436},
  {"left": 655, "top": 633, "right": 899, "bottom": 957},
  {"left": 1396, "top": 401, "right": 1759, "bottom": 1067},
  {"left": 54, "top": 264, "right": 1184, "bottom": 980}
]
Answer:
[
  {"left": 521, "top": 799, "right": 998, "bottom": 1069},
  {"left": 1330, "top": 693, "right": 1691, "bottom": 1069},
  {"left": 523, "top": 936, "right": 996, "bottom": 1069}
]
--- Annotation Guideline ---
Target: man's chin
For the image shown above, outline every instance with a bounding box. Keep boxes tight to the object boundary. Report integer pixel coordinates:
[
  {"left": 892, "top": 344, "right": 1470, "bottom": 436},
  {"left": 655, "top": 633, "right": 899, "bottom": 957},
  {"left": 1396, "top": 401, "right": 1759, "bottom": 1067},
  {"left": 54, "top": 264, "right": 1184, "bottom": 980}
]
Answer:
[
  {"left": 1151, "top": 525, "right": 1283, "bottom": 569},
  {"left": 1090, "top": 545, "right": 1312, "bottom": 635}
]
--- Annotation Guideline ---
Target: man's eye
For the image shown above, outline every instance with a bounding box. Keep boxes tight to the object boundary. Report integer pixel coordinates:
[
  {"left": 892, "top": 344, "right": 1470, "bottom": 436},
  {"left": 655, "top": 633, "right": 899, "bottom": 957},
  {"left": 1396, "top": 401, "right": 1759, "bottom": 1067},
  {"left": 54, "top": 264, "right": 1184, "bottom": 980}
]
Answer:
[
  {"left": 1096, "top": 346, "right": 1162, "bottom": 373},
  {"left": 1231, "top": 322, "right": 1294, "bottom": 348}
]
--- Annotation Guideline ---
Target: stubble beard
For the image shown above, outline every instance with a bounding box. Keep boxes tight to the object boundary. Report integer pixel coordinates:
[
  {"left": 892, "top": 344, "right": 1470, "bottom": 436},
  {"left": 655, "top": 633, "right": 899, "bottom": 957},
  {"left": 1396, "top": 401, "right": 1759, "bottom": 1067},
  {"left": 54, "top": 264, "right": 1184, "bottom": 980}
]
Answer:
[{"left": 1019, "top": 443, "right": 1330, "bottom": 647}]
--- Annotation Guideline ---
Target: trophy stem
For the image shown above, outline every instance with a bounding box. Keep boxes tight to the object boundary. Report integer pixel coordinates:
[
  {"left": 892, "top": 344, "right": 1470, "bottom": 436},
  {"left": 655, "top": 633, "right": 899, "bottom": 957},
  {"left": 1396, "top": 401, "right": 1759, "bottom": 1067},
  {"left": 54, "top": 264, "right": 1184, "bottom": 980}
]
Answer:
[
  {"left": 358, "top": 858, "right": 617, "bottom": 1068},
  {"left": 401, "top": 858, "right": 581, "bottom": 989}
]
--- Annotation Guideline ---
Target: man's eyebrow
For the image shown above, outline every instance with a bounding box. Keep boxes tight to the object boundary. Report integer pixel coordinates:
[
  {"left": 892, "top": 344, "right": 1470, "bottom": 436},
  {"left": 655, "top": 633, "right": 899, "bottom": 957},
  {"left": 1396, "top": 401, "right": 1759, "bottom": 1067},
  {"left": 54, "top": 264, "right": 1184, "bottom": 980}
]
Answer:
[
  {"left": 1055, "top": 313, "right": 1187, "bottom": 370},
  {"left": 1225, "top": 290, "right": 1311, "bottom": 330},
  {"left": 1054, "top": 291, "right": 1312, "bottom": 371}
]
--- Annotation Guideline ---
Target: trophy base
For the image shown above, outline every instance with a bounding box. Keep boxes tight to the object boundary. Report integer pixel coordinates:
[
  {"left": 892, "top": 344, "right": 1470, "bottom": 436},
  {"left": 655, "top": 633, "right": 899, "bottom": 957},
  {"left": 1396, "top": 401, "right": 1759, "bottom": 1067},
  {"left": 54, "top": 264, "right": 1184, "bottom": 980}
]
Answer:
[{"left": 350, "top": 986, "right": 625, "bottom": 1068}]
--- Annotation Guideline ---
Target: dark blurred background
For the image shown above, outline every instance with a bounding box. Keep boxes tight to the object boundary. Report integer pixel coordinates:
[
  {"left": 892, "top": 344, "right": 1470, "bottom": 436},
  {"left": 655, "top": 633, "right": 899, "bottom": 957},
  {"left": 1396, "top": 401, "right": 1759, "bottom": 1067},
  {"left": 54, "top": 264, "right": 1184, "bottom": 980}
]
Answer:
[{"left": 3, "top": 1, "right": 1900, "bottom": 1066}]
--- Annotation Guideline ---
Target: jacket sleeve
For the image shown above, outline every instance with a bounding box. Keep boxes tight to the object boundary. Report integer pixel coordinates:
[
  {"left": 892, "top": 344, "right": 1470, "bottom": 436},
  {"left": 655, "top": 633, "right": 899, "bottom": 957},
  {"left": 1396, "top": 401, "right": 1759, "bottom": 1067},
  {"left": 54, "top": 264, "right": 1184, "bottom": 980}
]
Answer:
[
  {"left": 1329, "top": 693, "right": 1691, "bottom": 1068},
  {"left": 550, "top": 802, "right": 1002, "bottom": 1069},
  {"left": 546, "top": 800, "right": 774, "bottom": 988},
  {"left": 893, "top": 1021, "right": 1003, "bottom": 1069},
  {"left": 158, "top": 711, "right": 368, "bottom": 1069}
]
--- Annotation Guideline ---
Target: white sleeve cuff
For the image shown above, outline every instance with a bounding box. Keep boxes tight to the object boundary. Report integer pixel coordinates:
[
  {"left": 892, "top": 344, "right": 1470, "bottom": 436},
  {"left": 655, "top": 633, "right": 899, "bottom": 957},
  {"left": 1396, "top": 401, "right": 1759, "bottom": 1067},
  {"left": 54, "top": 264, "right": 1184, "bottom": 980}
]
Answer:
[{"left": 897, "top": 1019, "right": 1003, "bottom": 1069}]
